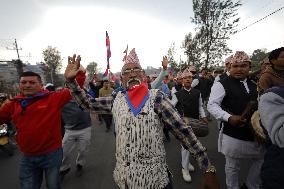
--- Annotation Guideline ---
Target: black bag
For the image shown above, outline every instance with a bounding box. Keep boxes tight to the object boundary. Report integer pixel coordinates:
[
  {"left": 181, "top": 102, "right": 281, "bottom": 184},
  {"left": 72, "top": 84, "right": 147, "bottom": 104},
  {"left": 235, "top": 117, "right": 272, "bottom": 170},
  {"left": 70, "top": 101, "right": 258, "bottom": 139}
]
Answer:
[{"left": 183, "top": 117, "right": 209, "bottom": 137}]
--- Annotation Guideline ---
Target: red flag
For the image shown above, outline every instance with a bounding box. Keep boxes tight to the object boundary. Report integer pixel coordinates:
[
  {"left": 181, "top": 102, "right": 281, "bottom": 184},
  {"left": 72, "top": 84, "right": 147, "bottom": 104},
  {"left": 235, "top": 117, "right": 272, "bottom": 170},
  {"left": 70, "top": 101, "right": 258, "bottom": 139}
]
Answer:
[
  {"left": 106, "top": 31, "right": 111, "bottom": 69},
  {"left": 102, "top": 68, "right": 109, "bottom": 78},
  {"left": 110, "top": 72, "right": 117, "bottom": 81}
]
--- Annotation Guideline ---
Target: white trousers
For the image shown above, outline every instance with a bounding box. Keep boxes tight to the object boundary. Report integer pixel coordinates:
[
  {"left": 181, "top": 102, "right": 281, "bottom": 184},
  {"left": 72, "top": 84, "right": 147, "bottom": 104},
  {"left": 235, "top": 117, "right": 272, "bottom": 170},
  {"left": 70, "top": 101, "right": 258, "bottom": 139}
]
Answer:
[
  {"left": 225, "top": 156, "right": 263, "bottom": 189},
  {"left": 181, "top": 146, "right": 191, "bottom": 170},
  {"left": 60, "top": 127, "right": 92, "bottom": 171}
]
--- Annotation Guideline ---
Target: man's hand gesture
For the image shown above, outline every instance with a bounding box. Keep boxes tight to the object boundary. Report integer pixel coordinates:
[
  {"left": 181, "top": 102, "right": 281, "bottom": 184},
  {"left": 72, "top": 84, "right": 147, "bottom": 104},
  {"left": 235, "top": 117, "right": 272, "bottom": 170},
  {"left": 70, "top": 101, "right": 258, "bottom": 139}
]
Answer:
[
  {"left": 162, "top": 56, "right": 168, "bottom": 70},
  {"left": 64, "top": 54, "right": 81, "bottom": 81}
]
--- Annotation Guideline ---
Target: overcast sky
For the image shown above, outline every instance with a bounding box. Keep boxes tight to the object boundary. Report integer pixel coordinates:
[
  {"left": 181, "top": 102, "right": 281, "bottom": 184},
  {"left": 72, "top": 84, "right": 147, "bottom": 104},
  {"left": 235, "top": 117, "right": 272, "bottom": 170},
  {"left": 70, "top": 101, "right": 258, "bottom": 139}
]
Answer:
[{"left": 0, "top": 0, "right": 283, "bottom": 73}]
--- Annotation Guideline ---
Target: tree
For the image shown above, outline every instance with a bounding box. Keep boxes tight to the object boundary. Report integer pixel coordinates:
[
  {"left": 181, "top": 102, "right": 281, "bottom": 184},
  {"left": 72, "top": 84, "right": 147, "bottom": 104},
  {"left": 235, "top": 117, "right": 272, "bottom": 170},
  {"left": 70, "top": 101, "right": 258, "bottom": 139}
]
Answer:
[
  {"left": 251, "top": 48, "right": 268, "bottom": 71},
  {"left": 191, "top": 0, "right": 241, "bottom": 68},
  {"left": 167, "top": 43, "right": 179, "bottom": 74},
  {"left": 12, "top": 59, "right": 24, "bottom": 77},
  {"left": 182, "top": 32, "right": 202, "bottom": 69},
  {"left": 41, "top": 46, "right": 62, "bottom": 86},
  {"left": 86, "top": 62, "right": 98, "bottom": 82}
]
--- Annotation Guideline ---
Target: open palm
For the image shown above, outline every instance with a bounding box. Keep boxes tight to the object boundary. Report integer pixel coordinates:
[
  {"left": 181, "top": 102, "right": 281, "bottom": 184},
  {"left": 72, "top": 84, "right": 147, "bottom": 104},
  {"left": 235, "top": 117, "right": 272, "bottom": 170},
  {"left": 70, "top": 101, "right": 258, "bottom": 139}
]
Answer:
[{"left": 64, "top": 54, "right": 81, "bottom": 81}]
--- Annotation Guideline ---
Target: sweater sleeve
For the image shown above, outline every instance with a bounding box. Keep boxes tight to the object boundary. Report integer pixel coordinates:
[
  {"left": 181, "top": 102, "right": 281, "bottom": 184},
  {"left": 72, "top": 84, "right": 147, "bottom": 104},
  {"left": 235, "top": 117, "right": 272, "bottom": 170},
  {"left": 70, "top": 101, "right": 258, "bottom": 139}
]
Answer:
[
  {"left": 52, "top": 88, "right": 72, "bottom": 108},
  {"left": 259, "top": 91, "right": 284, "bottom": 147}
]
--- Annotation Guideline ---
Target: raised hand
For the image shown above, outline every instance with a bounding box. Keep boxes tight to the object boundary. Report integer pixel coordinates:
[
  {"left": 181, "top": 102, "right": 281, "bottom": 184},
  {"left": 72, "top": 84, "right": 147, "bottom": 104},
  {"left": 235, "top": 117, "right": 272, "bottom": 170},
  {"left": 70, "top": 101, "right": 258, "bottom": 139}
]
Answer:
[
  {"left": 162, "top": 56, "right": 168, "bottom": 70},
  {"left": 64, "top": 54, "right": 81, "bottom": 81}
]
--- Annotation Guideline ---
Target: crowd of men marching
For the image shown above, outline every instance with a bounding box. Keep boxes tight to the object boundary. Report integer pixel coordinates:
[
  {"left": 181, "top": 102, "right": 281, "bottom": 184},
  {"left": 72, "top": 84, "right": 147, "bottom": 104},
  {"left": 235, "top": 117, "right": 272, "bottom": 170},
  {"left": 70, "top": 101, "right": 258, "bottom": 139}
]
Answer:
[{"left": 0, "top": 47, "right": 283, "bottom": 189}]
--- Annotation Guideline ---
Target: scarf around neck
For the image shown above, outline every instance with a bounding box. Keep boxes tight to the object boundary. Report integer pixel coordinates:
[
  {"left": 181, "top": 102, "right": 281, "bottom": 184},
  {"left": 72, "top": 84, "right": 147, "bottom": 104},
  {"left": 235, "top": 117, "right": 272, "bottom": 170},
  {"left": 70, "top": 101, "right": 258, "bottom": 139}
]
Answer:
[{"left": 125, "top": 83, "right": 149, "bottom": 116}]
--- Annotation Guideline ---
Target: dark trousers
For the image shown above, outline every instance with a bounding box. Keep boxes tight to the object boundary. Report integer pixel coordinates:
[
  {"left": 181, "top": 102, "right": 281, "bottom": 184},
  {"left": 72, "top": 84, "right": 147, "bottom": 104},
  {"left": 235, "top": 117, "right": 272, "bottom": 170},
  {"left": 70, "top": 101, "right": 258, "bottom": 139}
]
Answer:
[
  {"left": 102, "top": 114, "right": 112, "bottom": 129},
  {"left": 261, "top": 144, "right": 284, "bottom": 189}
]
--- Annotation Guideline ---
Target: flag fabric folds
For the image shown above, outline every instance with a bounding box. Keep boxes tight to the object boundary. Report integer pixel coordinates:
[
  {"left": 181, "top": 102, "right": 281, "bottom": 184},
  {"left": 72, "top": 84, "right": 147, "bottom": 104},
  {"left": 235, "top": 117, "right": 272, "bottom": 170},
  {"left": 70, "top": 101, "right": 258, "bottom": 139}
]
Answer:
[
  {"left": 102, "top": 68, "right": 109, "bottom": 80},
  {"left": 106, "top": 31, "right": 111, "bottom": 69}
]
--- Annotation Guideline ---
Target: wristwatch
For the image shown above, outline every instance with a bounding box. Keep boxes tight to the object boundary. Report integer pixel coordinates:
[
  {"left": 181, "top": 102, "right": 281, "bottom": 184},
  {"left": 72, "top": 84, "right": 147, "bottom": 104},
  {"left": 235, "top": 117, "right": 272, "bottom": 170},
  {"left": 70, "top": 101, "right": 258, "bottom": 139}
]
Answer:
[{"left": 205, "top": 165, "right": 217, "bottom": 174}]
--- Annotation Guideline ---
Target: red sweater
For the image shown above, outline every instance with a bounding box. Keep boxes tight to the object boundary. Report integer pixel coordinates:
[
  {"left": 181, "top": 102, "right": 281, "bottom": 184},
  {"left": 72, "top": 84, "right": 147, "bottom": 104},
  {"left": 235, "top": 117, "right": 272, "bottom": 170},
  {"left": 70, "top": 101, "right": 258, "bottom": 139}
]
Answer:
[{"left": 0, "top": 89, "right": 72, "bottom": 155}]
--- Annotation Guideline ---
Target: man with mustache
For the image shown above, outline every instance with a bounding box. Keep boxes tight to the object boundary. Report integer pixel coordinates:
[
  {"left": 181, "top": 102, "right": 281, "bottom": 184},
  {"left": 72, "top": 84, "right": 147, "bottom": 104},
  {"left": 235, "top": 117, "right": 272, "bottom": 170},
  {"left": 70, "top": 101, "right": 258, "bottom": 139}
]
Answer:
[
  {"left": 208, "top": 51, "right": 265, "bottom": 189},
  {"left": 64, "top": 48, "right": 219, "bottom": 189}
]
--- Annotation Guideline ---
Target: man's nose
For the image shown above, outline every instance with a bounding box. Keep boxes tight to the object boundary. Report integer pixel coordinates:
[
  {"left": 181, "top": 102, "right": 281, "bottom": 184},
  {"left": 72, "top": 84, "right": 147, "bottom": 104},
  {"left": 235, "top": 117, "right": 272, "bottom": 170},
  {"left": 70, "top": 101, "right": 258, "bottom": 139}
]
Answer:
[{"left": 129, "top": 71, "right": 137, "bottom": 77}]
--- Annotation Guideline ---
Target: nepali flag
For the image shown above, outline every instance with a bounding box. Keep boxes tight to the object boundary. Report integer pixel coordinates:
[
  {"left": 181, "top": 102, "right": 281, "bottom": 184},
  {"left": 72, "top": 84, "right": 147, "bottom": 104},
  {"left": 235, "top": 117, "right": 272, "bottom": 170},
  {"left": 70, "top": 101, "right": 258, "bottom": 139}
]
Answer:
[
  {"left": 106, "top": 31, "right": 111, "bottom": 69},
  {"left": 102, "top": 68, "right": 109, "bottom": 80},
  {"left": 110, "top": 71, "right": 117, "bottom": 81}
]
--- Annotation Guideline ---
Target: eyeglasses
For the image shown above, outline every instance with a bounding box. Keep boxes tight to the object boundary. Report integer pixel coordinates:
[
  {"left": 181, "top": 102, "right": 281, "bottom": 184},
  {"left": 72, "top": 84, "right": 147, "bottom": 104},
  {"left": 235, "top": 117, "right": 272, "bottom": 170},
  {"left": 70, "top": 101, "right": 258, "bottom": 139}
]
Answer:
[
  {"left": 20, "top": 81, "right": 40, "bottom": 85},
  {"left": 122, "top": 68, "right": 142, "bottom": 75}
]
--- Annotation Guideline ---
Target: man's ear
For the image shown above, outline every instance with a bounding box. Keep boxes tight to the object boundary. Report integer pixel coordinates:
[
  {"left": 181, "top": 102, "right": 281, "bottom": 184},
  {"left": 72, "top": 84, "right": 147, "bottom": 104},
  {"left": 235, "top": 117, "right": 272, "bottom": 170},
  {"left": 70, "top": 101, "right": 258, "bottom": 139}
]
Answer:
[{"left": 271, "top": 59, "right": 277, "bottom": 65}]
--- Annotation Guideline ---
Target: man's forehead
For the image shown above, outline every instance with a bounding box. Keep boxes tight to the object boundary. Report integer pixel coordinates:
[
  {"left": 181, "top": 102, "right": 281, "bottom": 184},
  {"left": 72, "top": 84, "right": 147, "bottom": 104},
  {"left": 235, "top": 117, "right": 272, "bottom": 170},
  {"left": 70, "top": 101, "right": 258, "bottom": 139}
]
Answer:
[
  {"left": 20, "top": 76, "right": 40, "bottom": 81},
  {"left": 279, "top": 51, "right": 284, "bottom": 57},
  {"left": 231, "top": 61, "right": 250, "bottom": 66}
]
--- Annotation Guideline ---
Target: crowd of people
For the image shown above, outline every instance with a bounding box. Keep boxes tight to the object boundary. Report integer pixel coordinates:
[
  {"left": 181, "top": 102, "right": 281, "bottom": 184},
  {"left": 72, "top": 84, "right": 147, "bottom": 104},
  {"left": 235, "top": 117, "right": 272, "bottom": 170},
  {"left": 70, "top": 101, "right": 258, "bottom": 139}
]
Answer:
[{"left": 0, "top": 46, "right": 283, "bottom": 189}]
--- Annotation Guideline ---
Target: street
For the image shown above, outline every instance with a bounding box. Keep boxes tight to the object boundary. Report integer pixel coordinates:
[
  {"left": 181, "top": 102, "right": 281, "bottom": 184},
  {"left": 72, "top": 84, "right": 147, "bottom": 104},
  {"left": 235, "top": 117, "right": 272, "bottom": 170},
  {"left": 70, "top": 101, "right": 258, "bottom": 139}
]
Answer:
[{"left": 0, "top": 116, "right": 252, "bottom": 189}]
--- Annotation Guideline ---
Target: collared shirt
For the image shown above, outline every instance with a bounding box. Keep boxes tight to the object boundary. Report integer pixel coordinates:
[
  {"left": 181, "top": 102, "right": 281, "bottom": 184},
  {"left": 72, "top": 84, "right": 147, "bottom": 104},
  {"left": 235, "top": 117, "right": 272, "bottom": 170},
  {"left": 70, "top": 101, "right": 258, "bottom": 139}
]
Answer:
[
  {"left": 66, "top": 80, "right": 211, "bottom": 170},
  {"left": 214, "top": 71, "right": 230, "bottom": 83},
  {"left": 171, "top": 87, "right": 206, "bottom": 118},
  {"left": 207, "top": 78, "right": 249, "bottom": 122}
]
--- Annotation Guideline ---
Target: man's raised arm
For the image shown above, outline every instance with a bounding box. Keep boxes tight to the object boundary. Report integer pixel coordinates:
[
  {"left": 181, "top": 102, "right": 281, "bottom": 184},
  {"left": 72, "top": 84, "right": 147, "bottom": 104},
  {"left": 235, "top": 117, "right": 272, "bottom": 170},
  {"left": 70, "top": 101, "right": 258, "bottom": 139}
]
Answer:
[{"left": 64, "top": 54, "right": 113, "bottom": 113}]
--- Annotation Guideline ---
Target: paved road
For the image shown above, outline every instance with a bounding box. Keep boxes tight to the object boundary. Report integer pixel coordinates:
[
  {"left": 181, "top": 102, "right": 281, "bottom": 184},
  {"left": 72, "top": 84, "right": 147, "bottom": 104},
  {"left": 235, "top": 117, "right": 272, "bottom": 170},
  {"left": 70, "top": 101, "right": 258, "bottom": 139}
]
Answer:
[{"left": 0, "top": 116, "right": 252, "bottom": 189}]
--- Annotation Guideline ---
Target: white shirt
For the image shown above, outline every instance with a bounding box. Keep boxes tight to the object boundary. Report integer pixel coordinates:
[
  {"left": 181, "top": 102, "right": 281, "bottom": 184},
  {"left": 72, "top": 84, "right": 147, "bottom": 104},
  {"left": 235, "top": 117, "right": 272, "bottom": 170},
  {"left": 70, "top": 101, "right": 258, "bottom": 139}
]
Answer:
[
  {"left": 207, "top": 79, "right": 249, "bottom": 122},
  {"left": 191, "top": 78, "right": 199, "bottom": 88},
  {"left": 171, "top": 87, "right": 206, "bottom": 118},
  {"left": 214, "top": 71, "right": 230, "bottom": 83}
]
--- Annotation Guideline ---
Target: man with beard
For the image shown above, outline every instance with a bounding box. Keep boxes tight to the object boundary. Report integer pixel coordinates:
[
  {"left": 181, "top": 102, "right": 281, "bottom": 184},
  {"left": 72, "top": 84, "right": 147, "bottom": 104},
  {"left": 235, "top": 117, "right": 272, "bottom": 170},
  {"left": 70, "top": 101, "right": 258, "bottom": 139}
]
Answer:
[
  {"left": 64, "top": 48, "right": 219, "bottom": 189},
  {"left": 208, "top": 51, "right": 265, "bottom": 189}
]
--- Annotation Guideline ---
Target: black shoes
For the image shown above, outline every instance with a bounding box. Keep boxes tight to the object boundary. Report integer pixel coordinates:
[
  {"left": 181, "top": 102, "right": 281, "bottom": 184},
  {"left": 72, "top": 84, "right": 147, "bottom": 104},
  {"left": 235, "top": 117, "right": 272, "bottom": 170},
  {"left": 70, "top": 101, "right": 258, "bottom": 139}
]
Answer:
[
  {"left": 60, "top": 168, "right": 70, "bottom": 181},
  {"left": 75, "top": 164, "right": 83, "bottom": 177},
  {"left": 240, "top": 183, "right": 248, "bottom": 189},
  {"left": 60, "top": 165, "right": 83, "bottom": 181}
]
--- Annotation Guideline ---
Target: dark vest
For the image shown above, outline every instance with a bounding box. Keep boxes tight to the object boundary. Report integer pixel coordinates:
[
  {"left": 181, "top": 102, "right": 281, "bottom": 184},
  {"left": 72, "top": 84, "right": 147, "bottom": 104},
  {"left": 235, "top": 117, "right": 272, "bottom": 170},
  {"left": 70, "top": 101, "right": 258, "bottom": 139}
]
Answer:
[
  {"left": 219, "top": 73, "right": 229, "bottom": 81},
  {"left": 198, "top": 77, "right": 213, "bottom": 100},
  {"left": 220, "top": 76, "right": 258, "bottom": 141},
  {"left": 174, "top": 84, "right": 182, "bottom": 92},
  {"left": 175, "top": 88, "right": 200, "bottom": 119}
]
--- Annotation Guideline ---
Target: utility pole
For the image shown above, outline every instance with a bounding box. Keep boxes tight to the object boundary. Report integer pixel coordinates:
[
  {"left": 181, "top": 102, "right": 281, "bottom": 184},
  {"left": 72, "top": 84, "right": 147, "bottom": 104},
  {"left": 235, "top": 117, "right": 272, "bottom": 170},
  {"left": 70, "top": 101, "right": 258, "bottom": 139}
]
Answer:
[
  {"left": 6, "top": 39, "right": 24, "bottom": 76},
  {"left": 6, "top": 39, "right": 22, "bottom": 59},
  {"left": 14, "top": 39, "right": 21, "bottom": 59}
]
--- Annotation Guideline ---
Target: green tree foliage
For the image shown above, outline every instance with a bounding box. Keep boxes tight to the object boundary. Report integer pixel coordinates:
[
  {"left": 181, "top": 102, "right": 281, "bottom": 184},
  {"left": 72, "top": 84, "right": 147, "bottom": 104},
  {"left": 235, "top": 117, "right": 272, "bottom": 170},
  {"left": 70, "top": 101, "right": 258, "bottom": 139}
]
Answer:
[
  {"left": 86, "top": 62, "right": 98, "bottom": 82},
  {"left": 41, "top": 46, "right": 63, "bottom": 86},
  {"left": 182, "top": 32, "right": 202, "bottom": 69},
  {"left": 167, "top": 43, "right": 178, "bottom": 73},
  {"left": 191, "top": 0, "right": 241, "bottom": 68},
  {"left": 12, "top": 59, "right": 24, "bottom": 77},
  {"left": 250, "top": 48, "right": 268, "bottom": 71}
]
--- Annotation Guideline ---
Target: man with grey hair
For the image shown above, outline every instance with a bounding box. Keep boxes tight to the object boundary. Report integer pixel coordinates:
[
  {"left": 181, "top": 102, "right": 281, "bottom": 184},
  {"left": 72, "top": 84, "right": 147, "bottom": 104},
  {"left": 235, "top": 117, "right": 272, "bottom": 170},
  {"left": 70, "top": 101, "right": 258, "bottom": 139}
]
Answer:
[{"left": 64, "top": 49, "right": 219, "bottom": 189}]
